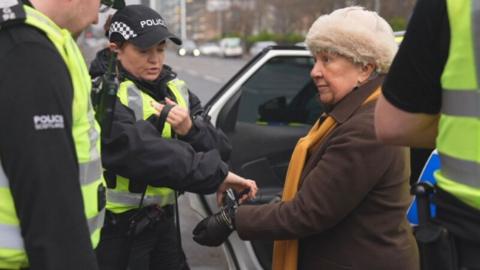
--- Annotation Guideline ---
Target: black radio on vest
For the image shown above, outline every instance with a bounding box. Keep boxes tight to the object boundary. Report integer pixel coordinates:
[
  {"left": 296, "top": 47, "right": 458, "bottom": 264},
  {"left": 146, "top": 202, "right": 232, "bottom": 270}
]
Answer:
[{"left": 92, "top": 53, "right": 118, "bottom": 138}]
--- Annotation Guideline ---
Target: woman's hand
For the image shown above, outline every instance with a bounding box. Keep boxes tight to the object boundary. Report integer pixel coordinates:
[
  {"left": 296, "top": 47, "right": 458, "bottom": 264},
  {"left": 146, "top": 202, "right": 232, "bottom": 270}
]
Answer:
[
  {"left": 217, "top": 172, "right": 258, "bottom": 206},
  {"left": 151, "top": 98, "right": 192, "bottom": 136}
]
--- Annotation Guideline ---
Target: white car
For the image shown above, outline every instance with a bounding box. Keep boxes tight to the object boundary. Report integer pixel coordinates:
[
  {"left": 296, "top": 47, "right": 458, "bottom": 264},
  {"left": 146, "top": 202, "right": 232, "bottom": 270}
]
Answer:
[
  {"left": 177, "top": 39, "right": 201, "bottom": 57},
  {"left": 199, "top": 42, "right": 222, "bottom": 56},
  {"left": 249, "top": 41, "right": 277, "bottom": 56},
  {"left": 219, "top": 37, "right": 244, "bottom": 58},
  {"left": 294, "top": 41, "right": 306, "bottom": 47}
]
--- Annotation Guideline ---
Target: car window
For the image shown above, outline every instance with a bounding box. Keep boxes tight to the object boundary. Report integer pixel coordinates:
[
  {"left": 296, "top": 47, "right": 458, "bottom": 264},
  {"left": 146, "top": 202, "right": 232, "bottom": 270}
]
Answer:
[{"left": 237, "top": 56, "right": 322, "bottom": 126}]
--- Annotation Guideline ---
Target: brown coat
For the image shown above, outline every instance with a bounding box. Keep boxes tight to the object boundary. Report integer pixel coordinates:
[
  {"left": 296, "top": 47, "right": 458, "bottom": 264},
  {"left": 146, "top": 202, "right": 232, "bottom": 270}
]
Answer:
[{"left": 235, "top": 77, "right": 419, "bottom": 270}]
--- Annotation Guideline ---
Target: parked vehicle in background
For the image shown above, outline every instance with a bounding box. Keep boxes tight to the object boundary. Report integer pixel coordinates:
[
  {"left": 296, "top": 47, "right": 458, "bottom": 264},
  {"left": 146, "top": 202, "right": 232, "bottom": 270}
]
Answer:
[
  {"left": 294, "top": 41, "right": 306, "bottom": 47},
  {"left": 199, "top": 42, "right": 222, "bottom": 56},
  {"left": 219, "top": 37, "right": 244, "bottom": 58},
  {"left": 248, "top": 41, "right": 277, "bottom": 56},
  {"left": 177, "top": 39, "right": 201, "bottom": 57}
]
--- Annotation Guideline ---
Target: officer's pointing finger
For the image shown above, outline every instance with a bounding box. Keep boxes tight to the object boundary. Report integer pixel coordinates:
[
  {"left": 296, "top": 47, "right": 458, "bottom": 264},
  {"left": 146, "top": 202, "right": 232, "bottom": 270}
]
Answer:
[{"left": 165, "top": 97, "right": 177, "bottom": 105}]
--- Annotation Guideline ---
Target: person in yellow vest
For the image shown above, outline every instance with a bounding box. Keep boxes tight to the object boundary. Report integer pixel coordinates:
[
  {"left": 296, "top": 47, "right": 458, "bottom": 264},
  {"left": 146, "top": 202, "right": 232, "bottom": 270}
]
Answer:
[
  {"left": 375, "top": 0, "right": 480, "bottom": 268},
  {"left": 193, "top": 6, "right": 420, "bottom": 270},
  {"left": 89, "top": 5, "right": 257, "bottom": 270},
  {"left": 0, "top": 0, "right": 107, "bottom": 269}
]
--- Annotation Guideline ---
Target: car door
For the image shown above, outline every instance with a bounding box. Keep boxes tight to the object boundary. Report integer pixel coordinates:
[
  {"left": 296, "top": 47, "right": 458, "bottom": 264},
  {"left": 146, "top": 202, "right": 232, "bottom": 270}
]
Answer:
[{"left": 188, "top": 47, "right": 321, "bottom": 270}]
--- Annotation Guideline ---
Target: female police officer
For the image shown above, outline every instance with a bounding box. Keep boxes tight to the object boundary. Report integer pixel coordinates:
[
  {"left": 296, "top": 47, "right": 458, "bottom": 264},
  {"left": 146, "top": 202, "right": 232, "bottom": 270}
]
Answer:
[{"left": 89, "top": 5, "right": 257, "bottom": 270}]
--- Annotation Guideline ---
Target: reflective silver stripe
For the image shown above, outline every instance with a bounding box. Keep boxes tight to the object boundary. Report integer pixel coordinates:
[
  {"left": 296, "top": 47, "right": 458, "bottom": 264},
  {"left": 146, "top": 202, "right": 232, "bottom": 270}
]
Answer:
[
  {"left": 474, "top": 0, "right": 480, "bottom": 87},
  {"left": 78, "top": 43, "right": 100, "bottom": 161},
  {"left": 441, "top": 89, "right": 480, "bottom": 117},
  {"left": 127, "top": 85, "right": 144, "bottom": 121},
  {"left": 61, "top": 36, "right": 100, "bottom": 164},
  {"left": 167, "top": 79, "right": 189, "bottom": 108},
  {"left": 0, "top": 161, "right": 17, "bottom": 250},
  {"left": 87, "top": 208, "right": 105, "bottom": 233},
  {"left": 0, "top": 163, "right": 8, "bottom": 188},
  {"left": 87, "top": 106, "right": 101, "bottom": 161},
  {"left": 79, "top": 158, "right": 102, "bottom": 185},
  {"left": 107, "top": 189, "right": 174, "bottom": 207},
  {"left": 0, "top": 224, "right": 24, "bottom": 250},
  {"left": 439, "top": 153, "right": 480, "bottom": 188}
]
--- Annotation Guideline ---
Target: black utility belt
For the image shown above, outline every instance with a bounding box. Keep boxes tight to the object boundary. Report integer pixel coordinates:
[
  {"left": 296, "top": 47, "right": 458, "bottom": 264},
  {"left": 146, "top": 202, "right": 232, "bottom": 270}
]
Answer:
[
  {"left": 106, "top": 204, "right": 174, "bottom": 235},
  {"left": 433, "top": 186, "right": 480, "bottom": 241},
  {"left": 416, "top": 186, "right": 480, "bottom": 270},
  {"left": 108, "top": 204, "right": 174, "bottom": 221}
]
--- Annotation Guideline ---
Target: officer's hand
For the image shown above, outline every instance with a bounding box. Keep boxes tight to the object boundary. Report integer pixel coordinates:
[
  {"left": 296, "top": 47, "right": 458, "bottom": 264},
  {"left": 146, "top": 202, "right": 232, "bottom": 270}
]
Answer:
[
  {"left": 217, "top": 172, "right": 257, "bottom": 206},
  {"left": 193, "top": 189, "right": 238, "bottom": 246},
  {"left": 151, "top": 98, "right": 192, "bottom": 136}
]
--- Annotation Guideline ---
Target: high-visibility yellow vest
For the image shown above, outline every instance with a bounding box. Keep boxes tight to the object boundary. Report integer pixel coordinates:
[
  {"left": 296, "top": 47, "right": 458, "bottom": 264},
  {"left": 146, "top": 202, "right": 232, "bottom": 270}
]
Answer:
[
  {"left": 106, "top": 78, "right": 189, "bottom": 214},
  {"left": 436, "top": 0, "right": 480, "bottom": 209},
  {"left": 0, "top": 5, "right": 105, "bottom": 269}
]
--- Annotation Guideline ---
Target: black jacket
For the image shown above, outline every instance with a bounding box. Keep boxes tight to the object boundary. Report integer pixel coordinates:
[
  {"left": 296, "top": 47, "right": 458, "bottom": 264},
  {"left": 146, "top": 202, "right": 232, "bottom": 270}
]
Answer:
[
  {"left": 90, "top": 48, "right": 231, "bottom": 194},
  {"left": 0, "top": 21, "right": 98, "bottom": 270}
]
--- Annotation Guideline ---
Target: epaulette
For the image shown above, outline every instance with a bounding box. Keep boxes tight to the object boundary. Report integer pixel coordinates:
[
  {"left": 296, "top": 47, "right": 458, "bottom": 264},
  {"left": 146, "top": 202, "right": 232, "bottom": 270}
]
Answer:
[{"left": 0, "top": 0, "right": 26, "bottom": 29}]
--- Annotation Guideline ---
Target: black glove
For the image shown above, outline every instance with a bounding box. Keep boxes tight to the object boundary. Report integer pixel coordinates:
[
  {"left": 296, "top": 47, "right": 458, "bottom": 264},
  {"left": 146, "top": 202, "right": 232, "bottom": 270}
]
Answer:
[{"left": 193, "top": 189, "right": 239, "bottom": 246}]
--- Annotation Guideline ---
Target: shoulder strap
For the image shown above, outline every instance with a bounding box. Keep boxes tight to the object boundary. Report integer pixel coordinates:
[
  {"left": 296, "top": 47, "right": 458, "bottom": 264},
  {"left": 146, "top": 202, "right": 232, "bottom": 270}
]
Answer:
[{"left": 155, "top": 103, "right": 174, "bottom": 133}]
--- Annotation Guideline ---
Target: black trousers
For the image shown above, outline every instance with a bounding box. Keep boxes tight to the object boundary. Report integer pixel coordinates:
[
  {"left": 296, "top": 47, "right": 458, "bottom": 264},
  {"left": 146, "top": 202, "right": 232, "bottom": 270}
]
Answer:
[{"left": 96, "top": 207, "right": 190, "bottom": 270}]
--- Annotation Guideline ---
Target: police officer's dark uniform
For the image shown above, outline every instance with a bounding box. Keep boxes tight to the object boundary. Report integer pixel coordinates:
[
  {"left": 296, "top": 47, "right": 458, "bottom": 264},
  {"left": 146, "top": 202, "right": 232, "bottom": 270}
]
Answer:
[
  {"left": 89, "top": 5, "right": 232, "bottom": 270},
  {"left": 0, "top": 0, "right": 105, "bottom": 269}
]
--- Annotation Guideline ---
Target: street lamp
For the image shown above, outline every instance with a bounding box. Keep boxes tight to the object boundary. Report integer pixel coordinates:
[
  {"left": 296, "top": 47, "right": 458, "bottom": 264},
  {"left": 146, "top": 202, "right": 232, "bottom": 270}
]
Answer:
[
  {"left": 149, "top": 0, "right": 156, "bottom": 10},
  {"left": 374, "top": 0, "right": 380, "bottom": 13},
  {"left": 180, "top": 0, "right": 187, "bottom": 40},
  {"left": 206, "top": 0, "right": 230, "bottom": 38}
]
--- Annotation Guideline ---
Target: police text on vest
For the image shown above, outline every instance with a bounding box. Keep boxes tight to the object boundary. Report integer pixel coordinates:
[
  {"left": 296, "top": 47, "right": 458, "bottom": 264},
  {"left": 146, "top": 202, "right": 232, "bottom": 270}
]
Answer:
[{"left": 33, "top": 114, "right": 64, "bottom": 130}]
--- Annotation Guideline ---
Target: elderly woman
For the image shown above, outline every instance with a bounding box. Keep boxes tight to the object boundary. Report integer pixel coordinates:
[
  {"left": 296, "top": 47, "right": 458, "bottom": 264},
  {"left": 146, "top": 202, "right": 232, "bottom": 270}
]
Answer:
[{"left": 193, "top": 6, "right": 419, "bottom": 270}]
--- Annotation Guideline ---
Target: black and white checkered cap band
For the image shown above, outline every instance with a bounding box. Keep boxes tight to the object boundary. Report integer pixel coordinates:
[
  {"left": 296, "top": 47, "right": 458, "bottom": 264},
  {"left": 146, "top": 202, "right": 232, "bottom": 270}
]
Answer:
[{"left": 109, "top": 21, "right": 138, "bottom": 40}]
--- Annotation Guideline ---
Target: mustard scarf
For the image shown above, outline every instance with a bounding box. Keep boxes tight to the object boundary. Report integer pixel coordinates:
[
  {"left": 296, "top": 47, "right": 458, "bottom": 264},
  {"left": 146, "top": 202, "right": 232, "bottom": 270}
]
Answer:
[{"left": 272, "top": 88, "right": 381, "bottom": 270}]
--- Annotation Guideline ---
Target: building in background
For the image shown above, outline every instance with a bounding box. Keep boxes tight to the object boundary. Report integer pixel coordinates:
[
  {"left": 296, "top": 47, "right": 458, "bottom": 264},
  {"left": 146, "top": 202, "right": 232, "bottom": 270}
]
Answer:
[
  {"left": 156, "top": 0, "right": 209, "bottom": 42},
  {"left": 156, "top": 0, "right": 181, "bottom": 39},
  {"left": 96, "top": 0, "right": 416, "bottom": 45}
]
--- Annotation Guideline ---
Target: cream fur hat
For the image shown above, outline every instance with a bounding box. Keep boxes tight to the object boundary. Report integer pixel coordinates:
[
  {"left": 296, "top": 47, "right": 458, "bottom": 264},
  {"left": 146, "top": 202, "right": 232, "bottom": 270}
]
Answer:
[{"left": 305, "top": 6, "right": 397, "bottom": 74}]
